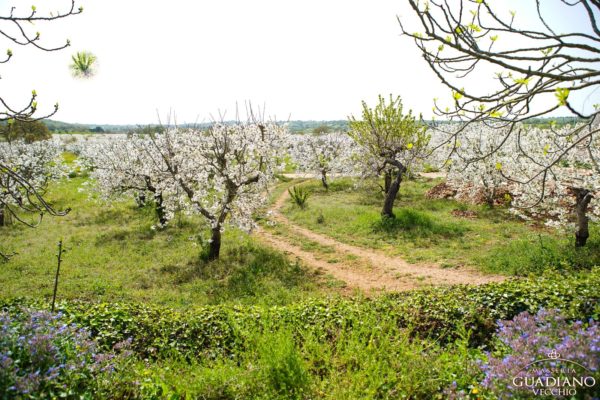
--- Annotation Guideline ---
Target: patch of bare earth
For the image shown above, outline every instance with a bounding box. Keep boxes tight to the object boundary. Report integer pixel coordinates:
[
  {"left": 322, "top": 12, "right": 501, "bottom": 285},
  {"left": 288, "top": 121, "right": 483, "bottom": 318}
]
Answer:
[{"left": 255, "top": 185, "right": 504, "bottom": 294}]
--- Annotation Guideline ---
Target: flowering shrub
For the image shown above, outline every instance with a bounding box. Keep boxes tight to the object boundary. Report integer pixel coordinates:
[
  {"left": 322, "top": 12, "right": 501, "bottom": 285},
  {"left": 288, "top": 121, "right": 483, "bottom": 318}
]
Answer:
[
  {"left": 476, "top": 309, "right": 598, "bottom": 398},
  {"left": 0, "top": 308, "right": 130, "bottom": 398}
]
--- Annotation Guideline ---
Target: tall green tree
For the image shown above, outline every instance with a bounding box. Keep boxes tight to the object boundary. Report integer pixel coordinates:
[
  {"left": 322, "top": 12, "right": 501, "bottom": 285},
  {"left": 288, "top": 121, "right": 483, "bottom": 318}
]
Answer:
[
  {"left": 349, "top": 95, "right": 429, "bottom": 218},
  {"left": 1, "top": 119, "right": 52, "bottom": 143}
]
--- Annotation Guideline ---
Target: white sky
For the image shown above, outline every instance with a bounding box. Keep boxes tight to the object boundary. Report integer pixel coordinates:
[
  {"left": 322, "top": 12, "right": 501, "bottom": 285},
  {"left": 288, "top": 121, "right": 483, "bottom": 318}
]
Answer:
[{"left": 0, "top": 0, "right": 596, "bottom": 125}]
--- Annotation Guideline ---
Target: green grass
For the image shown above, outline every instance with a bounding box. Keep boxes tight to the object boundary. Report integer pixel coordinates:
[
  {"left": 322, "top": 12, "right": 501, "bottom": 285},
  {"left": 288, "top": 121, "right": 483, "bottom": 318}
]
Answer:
[
  {"left": 107, "top": 320, "right": 479, "bottom": 400},
  {"left": 62, "top": 151, "right": 78, "bottom": 164},
  {"left": 3, "top": 268, "right": 599, "bottom": 399},
  {"left": 480, "top": 229, "right": 600, "bottom": 275},
  {"left": 2, "top": 170, "right": 599, "bottom": 399},
  {"left": 98, "top": 322, "right": 480, "bottom": 399},
  {"left": 280, "top": 177, "right": 595, "bottom": 274},
  {"left": 0, "top": 177, "right": 324, "bottom": 308}
]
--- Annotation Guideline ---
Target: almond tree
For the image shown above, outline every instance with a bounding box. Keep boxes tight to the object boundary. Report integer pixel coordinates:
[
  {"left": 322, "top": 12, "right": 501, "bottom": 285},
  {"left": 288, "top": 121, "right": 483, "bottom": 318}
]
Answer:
[
  {"left": 289, "top": 132, "right": 357, "bottom": 189},
  {"left": 79, "top": 135, "right": 172, "bottom": 226},
  {"left": 439, "top": 121, "right": 599, "bottom": 247},
  {"left": 0, "top": 1, "right": 83, "bottom": 259},
  {"left": 445, "top": 122, "right": 512, "bottom": 207},
  {"left": 0, "top": 139, "right": 66, "bottom": 259},
  {"left": 143, "top": 122, "right": 287, "bottom": 261},
  {"left": 349, "top": 95, "right": 429, "bottom": 218},
  {"left": 507, "top": 123, "right": 600, "bottom": 247},
  {"left": 400, "top": 0, "right": 599, "bottom": 245}
]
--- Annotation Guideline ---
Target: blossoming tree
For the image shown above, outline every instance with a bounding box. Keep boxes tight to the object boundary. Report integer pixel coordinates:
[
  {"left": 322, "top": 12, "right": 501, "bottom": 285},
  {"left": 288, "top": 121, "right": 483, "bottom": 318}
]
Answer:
[
  {"left": 0, "top": 139, "right": 65, "bottom": 258},
  {"left": 437, "top": 121, "right": 599, "bottom": 247},
  {"left": 443, "top": 122, "right": 513, "bottom": 207},
  {"left": 79, "top": 135, "right": 172, "bottom": 226},
  {"left": 0, "top": 1, "right": 85, "bottom": 260},
  {"left": 506, "top": 123, "right": 599, "bottom": 247},
  {"left": 141, "top": 122, "right": 288, "bottom": 261},
  {"left": 288, "top": 132, "right": 357, "bottom": 189}
]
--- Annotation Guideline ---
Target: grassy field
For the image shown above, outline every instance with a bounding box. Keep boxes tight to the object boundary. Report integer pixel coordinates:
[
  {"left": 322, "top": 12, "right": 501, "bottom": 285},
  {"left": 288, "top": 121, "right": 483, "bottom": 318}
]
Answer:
[
  {"left": 0, "top": 177, "right": 327, "bottom": 308},
  {"left": 3, "top": 174, "right": 598, "bottom": 311},
  {"left": 281, "top": 177, "right": 600, "bottom": 275},
  {"left": 2, "top": 173, "right": 599, "bottom": 399}
]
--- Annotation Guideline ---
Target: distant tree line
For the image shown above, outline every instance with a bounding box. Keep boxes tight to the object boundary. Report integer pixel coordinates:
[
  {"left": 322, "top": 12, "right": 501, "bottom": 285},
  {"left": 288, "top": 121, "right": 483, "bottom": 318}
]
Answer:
[{"left": 37, "top": 117, "right": 583, "bottom": 136}]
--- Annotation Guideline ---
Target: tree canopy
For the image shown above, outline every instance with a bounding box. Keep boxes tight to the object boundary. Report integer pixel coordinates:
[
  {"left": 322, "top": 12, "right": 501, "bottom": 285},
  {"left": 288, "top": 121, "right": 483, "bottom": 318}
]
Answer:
[
  {"left": 0, "top": 119, "right": 52, "bottom": 143},
  {"left": 349, "top": 95, "right": 429, "bottom": 218}
]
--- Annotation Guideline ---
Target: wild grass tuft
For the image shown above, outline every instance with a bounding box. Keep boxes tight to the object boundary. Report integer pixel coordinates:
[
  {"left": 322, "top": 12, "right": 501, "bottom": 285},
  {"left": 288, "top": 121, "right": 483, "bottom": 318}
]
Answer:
[{"left": 288, "top": 186, "right": 310, "bottom": 209}]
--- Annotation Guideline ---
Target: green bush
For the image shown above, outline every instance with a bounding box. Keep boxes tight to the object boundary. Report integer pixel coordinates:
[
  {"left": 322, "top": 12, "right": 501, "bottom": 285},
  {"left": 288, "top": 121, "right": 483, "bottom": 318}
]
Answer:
[{"left": 385, "top": 268, "right": 599, "bottom": 346}]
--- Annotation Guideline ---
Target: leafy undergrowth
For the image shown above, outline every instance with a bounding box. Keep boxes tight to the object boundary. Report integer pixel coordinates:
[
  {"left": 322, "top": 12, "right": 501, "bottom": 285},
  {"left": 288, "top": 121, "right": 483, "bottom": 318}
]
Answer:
[
  {"left": 0, "top": 178, "right": 324, "bottom": 308},
  {"left": 282, "top": 177, "right": 597, "bottom": 275},
  {"left": 2, "top": 268, "right": 598, "bottom": 398}
]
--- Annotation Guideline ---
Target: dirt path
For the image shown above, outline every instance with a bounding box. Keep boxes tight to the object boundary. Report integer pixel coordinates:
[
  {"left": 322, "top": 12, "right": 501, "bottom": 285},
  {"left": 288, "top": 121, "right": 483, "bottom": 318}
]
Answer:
[{"left": 255, "top": 183, "right": 504, "bottom": 293}]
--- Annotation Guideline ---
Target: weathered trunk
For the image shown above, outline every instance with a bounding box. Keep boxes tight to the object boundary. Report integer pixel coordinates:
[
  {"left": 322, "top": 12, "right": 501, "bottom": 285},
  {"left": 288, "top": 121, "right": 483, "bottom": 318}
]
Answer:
[
  {"left": 321, "top": 170, "right": 329, "bottom": 190},
  {"left": 208, "top": 226, "right": 222, "bottom": 261},
  {"left": 154, "top": 193, "right": 167, "bottom": 226},
  {"left": 384, "top": 170, "right": 392, "bottom": 194},
  {"left": 485, "top": 187, "right": 496, "bottom": 208},
  {"left": 573, "top": 188, "right": 593, "bottom": 247},
  {"left": 381, "top": 165, "right": 406, "bottom": 218},
  {"left": 134, "top": 192, "right": 146, "bottom": 208},
  {"left": 0, "top": 206, "right": 11, "bottom": 227}
]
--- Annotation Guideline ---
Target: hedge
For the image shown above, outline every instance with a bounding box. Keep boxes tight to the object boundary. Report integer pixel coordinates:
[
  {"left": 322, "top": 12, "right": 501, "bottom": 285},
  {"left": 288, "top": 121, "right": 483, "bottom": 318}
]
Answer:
[{"left": 2, "top": 268, "right": 598, "bottom": 359}]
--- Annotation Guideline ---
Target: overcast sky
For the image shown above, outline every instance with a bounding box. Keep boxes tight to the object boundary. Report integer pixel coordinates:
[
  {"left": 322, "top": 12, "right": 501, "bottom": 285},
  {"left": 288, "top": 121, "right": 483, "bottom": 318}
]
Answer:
[{"left": 0, "top": 0, "right": 596, "bottom": 125}]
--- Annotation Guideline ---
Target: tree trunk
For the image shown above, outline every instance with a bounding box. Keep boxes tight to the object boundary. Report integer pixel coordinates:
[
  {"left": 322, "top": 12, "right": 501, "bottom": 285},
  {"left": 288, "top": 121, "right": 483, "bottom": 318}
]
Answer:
[
  {"left": 134, "top": 192, "right": 146, "bottom": 208},
  {"left": 485, "top": 187, "right": 496, "bottom": 208},
  {"left": 381, "top": 165, "right": 406, "bottom": 218},
  {"left": 384, "top": 170, "right": 392, "bottom": 194},
  {"left": 573, "top": 188, "right": 592, "bottom": 247},
  {"left": 208, "top": 226, "right": 222, "bottom": 261},
  {"left": 321, "top": 170, "right": 329, "bottom": 190},
  {"left": 154, "top": 193, "right": 167, "bottom": 226},
  {"left": 0, "top": 206, "right": 10, "bottom": 227}
]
